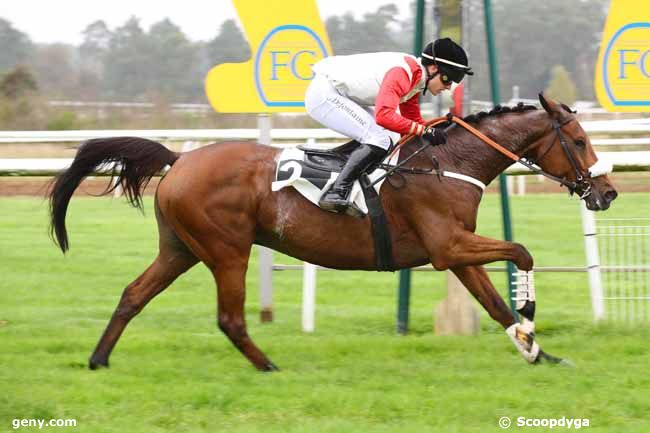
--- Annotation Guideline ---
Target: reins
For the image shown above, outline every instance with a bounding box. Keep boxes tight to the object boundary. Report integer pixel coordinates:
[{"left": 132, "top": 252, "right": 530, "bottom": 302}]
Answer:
[{"left": 384, "top": 112, "right": 592, "bottom": 198}]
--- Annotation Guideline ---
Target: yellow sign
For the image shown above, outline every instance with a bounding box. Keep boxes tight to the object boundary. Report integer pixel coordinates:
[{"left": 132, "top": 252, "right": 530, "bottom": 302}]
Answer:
[
  {"left": 205, "top": 0, "right": 333, "bottom": 113},
  {"left": 594, "top": 0, "right": 650, "bottom": 112}
]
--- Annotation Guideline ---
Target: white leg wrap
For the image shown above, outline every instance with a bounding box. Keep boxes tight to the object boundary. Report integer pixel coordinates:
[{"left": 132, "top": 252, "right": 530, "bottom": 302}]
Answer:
[
  {"left": 506, "top": 323, "right": 540, "bottom": 363},
  {"left": 511, "top": 270, "right": 535, "bottom": 310}
]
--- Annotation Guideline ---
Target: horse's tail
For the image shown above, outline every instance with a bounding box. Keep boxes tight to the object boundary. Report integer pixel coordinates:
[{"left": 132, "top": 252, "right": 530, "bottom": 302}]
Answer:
[{"left": 48, "top": 137, "right": 179, "bottom": 252}]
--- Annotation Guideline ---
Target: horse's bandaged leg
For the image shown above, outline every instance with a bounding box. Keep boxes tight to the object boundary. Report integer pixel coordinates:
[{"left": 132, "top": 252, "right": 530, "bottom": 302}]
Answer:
[
  {"left": 512, "top": 270, "right": 536, "bottom": 322},
  {"left": 506, "top": 270, "right": 539, "bottom": 363},
  {"left": 506, "top": 323, "right": 540, "bottom": 363}
]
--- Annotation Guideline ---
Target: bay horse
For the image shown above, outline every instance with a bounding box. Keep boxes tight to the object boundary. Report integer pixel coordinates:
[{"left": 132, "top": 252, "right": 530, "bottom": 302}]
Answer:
[{"left": 48, "top": 94, "right": 617, "bottom": 371}]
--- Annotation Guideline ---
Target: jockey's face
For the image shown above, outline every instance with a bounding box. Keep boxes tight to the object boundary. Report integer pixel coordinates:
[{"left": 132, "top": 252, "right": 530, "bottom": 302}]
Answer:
[{"left": 426, "top": 65, "right": 452, "bottom": 96}]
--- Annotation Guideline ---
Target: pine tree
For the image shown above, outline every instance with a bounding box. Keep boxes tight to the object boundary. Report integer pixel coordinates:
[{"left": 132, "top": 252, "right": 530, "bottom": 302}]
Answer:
[{"left": 545, "top": 65, "right": 577, "bottom": 106}]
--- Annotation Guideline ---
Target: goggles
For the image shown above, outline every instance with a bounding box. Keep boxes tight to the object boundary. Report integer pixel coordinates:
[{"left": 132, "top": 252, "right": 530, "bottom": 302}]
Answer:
[
  {"left": 440, "top": 72, "right": 453, "bottom": 85},
  {"left": 438, "top": 64, "right": 469, "bottom": 84}
]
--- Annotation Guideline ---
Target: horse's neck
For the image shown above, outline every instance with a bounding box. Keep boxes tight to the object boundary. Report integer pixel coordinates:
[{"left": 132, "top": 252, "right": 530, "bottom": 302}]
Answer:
[{"left": 440, "top": 111, "right": 547, "bottom": 185}]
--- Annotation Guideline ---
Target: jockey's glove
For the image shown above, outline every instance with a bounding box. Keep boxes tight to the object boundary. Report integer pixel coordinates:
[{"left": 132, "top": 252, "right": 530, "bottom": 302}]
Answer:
[{"left": 422, "top": 127, "right": 447, "bottom": 147}]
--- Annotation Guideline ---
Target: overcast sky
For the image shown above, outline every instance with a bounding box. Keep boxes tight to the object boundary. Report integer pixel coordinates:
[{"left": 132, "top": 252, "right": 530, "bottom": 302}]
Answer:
[{"left": 0, "top": 0, "right": 410, "bottom": 45}]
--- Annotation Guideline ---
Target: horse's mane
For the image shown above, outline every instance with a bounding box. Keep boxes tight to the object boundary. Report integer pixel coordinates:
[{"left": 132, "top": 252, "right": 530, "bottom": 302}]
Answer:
[{"left": 461, "top": 102, "right": 538, "bottom": 125}]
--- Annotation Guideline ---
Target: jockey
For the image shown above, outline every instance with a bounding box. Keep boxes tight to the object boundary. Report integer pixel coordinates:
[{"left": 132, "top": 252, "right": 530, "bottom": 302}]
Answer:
[{"left": 305, "top": 37, "right": 473, "bottom": 216}]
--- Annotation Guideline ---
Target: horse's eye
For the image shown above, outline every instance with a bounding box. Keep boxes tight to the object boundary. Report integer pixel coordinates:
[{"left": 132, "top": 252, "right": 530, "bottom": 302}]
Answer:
[{"left": 575, "top": 139, "right": 586, "bottom": 149}]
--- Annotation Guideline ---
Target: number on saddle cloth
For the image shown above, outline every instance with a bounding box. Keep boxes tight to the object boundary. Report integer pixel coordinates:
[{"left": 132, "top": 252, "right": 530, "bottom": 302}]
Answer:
[{"left": 272, "top": 142, "right": 398, "bottom": 214}]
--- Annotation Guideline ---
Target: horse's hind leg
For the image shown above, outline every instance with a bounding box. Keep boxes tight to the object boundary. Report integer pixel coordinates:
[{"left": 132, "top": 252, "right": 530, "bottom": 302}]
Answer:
[
  {"left": 211, "top": 260, "right": 279, "bottom": 372},
  {"left": 89, "top": 245, "right": 197, "bottom": 369},
  {"left": 166, "top": 200, "right": 277, "bottom": 370},
  {"left": 88, "top": 196, "right": 198, "bottom": 369}
]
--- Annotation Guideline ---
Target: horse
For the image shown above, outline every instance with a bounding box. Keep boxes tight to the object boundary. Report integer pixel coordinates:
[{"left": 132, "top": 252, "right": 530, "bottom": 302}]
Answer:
[{"left": 48, "top": 93, "right": 618, "bottom": 371}]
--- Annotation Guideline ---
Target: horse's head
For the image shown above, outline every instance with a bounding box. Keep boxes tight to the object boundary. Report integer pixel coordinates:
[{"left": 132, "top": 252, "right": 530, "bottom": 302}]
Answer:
[{"left": 526, "top": 93, "right": 618, "bottom": 211}]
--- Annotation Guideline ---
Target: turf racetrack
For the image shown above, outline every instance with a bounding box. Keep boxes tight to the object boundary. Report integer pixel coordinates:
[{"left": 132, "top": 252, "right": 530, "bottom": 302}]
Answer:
[{"left": 1, "top": 193, "right": 649, "bottom": 432}]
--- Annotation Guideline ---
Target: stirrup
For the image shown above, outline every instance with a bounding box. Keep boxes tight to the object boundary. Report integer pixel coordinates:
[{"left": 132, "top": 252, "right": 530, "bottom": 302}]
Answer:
[
  {"left": 343, "top": 202, "right": 365, "bottom": 218},
  {"left": 319, "top": 188, "right": 364, "bottom": 218},
  {"left": 319, "top": 192, "right": 347, "bottom": 212},
  {"left": 319, "top": 200, "right": 365, "bottom": 218}
]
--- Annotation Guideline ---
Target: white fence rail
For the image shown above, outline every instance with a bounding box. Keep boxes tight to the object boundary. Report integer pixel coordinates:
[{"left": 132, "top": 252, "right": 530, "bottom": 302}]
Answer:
[{"left": 0, "top": 117, "right": 649, "bottom": 143}]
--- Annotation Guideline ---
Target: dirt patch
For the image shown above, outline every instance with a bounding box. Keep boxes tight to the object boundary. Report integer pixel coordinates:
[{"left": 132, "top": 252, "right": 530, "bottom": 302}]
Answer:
[{"left": 0, "top": 177, "right": 160, "bottom": 197}]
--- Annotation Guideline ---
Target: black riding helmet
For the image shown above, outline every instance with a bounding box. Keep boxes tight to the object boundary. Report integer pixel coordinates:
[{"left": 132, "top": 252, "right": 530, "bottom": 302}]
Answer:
[{"left": 421, "top": 38, "right": 473, "bottom": 93}]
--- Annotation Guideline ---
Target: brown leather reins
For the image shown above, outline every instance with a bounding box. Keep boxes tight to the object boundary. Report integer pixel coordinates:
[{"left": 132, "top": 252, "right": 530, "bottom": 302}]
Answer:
[{"left": 387, "top": 113, "right": 592, "bottom": 198}]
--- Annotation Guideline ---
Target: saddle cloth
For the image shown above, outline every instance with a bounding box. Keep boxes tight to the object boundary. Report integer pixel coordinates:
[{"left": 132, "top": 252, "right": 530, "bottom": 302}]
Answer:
[{"left": 272, "top": 146, "right": 400, "bottom": 215}]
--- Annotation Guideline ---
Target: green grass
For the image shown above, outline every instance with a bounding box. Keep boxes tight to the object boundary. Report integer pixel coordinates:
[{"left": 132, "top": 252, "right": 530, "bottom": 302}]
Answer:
[{"left": 1, "top": 193, "right": 649, "bottom": 433}]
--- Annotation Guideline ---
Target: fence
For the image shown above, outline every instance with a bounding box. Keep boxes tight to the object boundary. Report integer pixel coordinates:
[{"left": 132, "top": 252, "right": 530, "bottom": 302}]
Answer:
[{"left": 596, "top": 218, "right": 650, "bottom": 323}]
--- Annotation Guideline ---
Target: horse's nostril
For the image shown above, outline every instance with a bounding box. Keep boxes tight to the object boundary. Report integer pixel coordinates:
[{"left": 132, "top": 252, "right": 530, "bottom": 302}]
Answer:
[{"left": 604, "top": 190, "right": 618, "bottom": 203}]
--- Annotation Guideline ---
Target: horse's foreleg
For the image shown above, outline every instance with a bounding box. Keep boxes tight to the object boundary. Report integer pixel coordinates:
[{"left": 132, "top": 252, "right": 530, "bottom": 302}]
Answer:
[
  {"left": 442, "top": 231, "right": 567, "bottom": 365},
  {"left": 211, "top": 262, "right": 279, "bottom": 372},
  {"left": 450, "top": 264, "right": 545, "bottom": 363},
  {"left": 89, "top": 252, "right": 197, "bottom": 369},
  {"left": 434, "top": 230, "right": 533, "bottom": 271},
  {"left": 441, "top": 231, "right": 543, "bottom": 356},
  {"left": 450, "top": 265, "right": 515, "bottom": 328}
]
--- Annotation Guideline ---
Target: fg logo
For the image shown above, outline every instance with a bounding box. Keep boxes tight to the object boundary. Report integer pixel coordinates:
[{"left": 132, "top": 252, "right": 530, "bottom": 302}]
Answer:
[
  {"left": 204, "top": 0, "right": 333, "bottom": 113},
  {"left": 254, "top": 25, "right": 329, "bottom": 107},
  {"left": 595, "top": 0, "right": 650, "bottom": 111},
  {"left": 601, "top": 22, "right": 650, "bottom": 107}
]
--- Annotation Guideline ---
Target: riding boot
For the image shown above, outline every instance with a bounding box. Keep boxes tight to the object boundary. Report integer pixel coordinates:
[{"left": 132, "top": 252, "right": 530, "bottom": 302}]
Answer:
[{"left": 319, "top": 142, "right": 387, "bottom": 216}]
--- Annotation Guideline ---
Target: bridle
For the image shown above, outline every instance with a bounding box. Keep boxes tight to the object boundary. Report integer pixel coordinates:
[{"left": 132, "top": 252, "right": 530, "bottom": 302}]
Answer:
[
  {"left": 387, "top": 113, "right": 594, "bottom": 199},
  {"left": 527, "top": 117, "right": 592, "bottom": 199}
]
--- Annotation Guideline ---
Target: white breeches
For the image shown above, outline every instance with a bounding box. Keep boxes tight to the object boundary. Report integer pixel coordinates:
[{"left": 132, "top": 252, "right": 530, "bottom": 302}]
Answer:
[{"left": 304, "top": 74, "right": 399, "bottom": 151}]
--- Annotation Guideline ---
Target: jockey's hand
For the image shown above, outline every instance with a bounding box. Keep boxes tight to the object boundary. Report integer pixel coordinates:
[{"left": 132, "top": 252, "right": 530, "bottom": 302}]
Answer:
[{"left": 422, "top": 127, "right": 447, "bottom": 147}]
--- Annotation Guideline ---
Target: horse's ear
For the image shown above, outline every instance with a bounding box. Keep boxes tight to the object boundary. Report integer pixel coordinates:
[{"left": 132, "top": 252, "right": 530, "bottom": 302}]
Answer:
[{"left": 538, "top": 92, "right": 552, "bottom": 113}]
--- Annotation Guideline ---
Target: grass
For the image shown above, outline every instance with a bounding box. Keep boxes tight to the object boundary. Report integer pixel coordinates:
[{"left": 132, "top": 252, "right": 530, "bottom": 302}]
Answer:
[{"left": 1, "top": 192, "right": 649, "bottom": 432}]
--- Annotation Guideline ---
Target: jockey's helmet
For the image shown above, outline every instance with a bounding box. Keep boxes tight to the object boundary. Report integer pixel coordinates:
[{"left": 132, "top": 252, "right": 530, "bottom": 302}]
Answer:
[{"left": 421, "top": 38, "right": 473, "bottom": 84}]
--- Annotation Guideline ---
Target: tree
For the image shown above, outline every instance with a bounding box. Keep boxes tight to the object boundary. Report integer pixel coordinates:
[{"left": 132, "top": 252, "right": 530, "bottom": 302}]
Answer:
[
  {"left": 148, "top": 19, "right": 200, "bottom": 101},
  {"left": 0, "top": 65, "right": 38, "bottom": 99},
  {"left": 325, "top": 4, "right": 403, "bottom": 55},
  {"left": 0, "top": 18, "right": 34, "bottom": 72},
  {"left": 30, "top": 44, "right": 79, "bottom": 98},
  {"left": 103, "top": 17, "right": 152, "bottom": 100},
  {"left": 466, "top": 0, "right": 608, "bottom": 101},
  {"left": 80, "top": 20, "right": 112, "bottom": 75},
  {"left": 205, "top": 19, "right": 250, "bottom": 66},
  {"left": 545, "top": 64, "right": 577, "bottom": 105},
  {"left": 77, "top": 20, "right": 113, "bottom": 99}
]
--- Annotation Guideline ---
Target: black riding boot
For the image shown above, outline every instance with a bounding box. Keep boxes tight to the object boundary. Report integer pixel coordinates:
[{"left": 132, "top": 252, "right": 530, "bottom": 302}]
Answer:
[{"left": 319, "top": 143, "right": 387, "bottom": 216}]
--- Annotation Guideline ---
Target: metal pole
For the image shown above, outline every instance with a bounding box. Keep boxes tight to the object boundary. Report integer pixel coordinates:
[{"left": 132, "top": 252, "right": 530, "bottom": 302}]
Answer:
[
  {"left": 581, "top": 202, "right": 605, "bottom": 321},
  {"left": 483, "top": 0, "right": 518, "bottom": 316},
  {"left": 302, "top": 262, "right": 317, "bottom": 332},
  {"left": 397, "top": 0, "right": 426, "bottom": 335},
  {"left": 258, "top": 113, "right": 274, "bottom": 322},
  {"left": 462, "top": 0, "right": 472, "bottom": 112}
]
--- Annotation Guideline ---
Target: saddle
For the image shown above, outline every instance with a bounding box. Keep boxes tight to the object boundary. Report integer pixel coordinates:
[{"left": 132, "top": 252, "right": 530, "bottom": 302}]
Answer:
[
  {"left": 297, "top": 140, "right": 360, "bottom": 172},
  {"left": 272, "top": 140, "right": 398, "bottom": 271}
]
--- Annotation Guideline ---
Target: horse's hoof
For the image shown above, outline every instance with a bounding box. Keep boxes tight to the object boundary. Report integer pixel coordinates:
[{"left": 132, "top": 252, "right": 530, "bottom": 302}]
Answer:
[
  {"left": 536, "top": 349, "right": 575, "bottom": 368},
  {"left": 88, "top": 358, "right": 109, "bottom": 370},
  {"left": 261, "top": 361, "right": 280, "bottom": 372}
]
